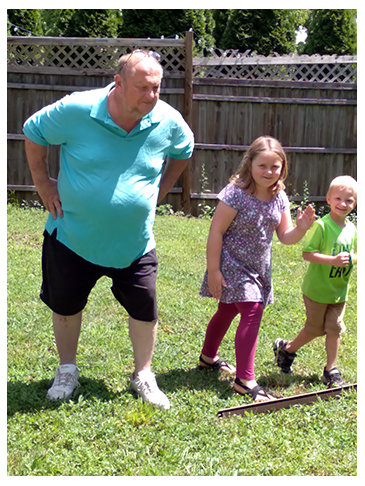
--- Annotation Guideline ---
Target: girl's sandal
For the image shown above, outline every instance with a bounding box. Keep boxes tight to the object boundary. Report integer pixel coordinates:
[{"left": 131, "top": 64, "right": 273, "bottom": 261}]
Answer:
[
  {"left": 233, "top": 377, "right": 274, "bottom": 402},
  {"left": 199, "top": 355, "right": 236, "bottom": 374}
]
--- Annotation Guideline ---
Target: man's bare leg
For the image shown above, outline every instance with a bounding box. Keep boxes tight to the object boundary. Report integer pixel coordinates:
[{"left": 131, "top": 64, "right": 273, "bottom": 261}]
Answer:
[
  {"left": 53, "top": 311, "right": 82, "bottom": 365},
  {"left": 47, "top": 311, "right": 82, "bottom": 400},
  {"left": 128, "top": 316, "right": 158, "bottom": 376},
  {"left": 128, "top": 316, "right": 170, "bottom": 409}
]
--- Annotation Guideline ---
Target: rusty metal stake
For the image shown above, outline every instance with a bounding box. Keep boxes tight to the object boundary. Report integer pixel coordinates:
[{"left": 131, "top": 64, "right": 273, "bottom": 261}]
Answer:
[{"left": 217, "top": 383, "right": 357, "bottom": 418}]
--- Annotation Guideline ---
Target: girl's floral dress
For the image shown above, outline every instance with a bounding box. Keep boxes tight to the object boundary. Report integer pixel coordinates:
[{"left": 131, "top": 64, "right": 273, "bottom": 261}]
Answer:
[{"left": 200, "top": 182, "right": 289, "bottom": 308}]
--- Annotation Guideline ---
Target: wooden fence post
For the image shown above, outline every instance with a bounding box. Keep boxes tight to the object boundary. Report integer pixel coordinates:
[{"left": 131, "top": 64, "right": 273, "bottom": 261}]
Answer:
[{"left": 182, "top": 30, "right": 194, "bottom": 214}]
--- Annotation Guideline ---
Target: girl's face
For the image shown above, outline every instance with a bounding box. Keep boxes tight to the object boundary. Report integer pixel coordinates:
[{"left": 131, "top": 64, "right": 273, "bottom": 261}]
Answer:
[{"left": 251, "top": 151, "right": 283, "bottom": 191}]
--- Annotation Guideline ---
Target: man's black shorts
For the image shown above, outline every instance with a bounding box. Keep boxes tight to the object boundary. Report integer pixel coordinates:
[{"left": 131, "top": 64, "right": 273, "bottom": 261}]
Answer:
[{"left": 41, "top": 230, "right": 158, "bottom": 321}]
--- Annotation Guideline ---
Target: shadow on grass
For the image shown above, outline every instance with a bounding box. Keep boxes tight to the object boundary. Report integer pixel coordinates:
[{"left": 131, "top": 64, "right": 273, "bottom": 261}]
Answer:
[
  {"left": 157, "top": 366, "right": 235, "bottom": 398},
  {"left": 8, "top": 366, "right": 324, "bottom": 416},
  {"left": 157, "top": 366, "right": 324, "bottom": 399},
  {"left": 262, "top": 369, "right": 322, "bottom": 386},
  {"left": 7, "top": 377, "right": 121, "bottom": 416},
  {"left": 259, "top": 368, "right": 325, "bottom": 397},
  {"left": 7, "top": 366, "right": 238, "bottom": 415}
]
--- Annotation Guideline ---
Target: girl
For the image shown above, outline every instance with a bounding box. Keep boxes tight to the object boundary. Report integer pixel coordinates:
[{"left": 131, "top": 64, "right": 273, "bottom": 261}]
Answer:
[{"left": 199, "top": 136, "right": 316, "bottom": 401}]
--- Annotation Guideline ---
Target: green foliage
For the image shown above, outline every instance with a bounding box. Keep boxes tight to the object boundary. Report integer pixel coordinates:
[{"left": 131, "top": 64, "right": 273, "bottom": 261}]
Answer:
[
  {"left": 7, "top": 9, "right": 357, "bottom": 57},
  {"left": 219, "top": 9, "right": 300, "bottom": 54},
  {"left": 156, "top": 204, "right": 175, "bottom": 216},
  {"left": 66, "top": 9, "right": 121, "bottom": 38},
  {"left": 300, "top": 180, "right": 310, "bottom": 210},
  {"left": 8, "top": 9, "right": 122, "bottom": 37},
  {"left": 40, "top": 9, "right": 74, "bottom": 36},
  {"left": 212, "top": 9, "right": 233, "bottom": 48},
  {"left": 304, "top": 9, "right": 357, "bottom": 55},
  {"left": 119, "top": 9, "right": 215, "bottom": 54},
  {"left": 40, "top": 9, "right": 122, "bottom": 37},
  {"left": 197, "top": 164, "right": 215, "bottom": 218},
  {"left": 7, "top": 204, "right": 357, "bottom": 475},
  {"left": 8, "top": 8, "right": 42, "bottom": 35}
]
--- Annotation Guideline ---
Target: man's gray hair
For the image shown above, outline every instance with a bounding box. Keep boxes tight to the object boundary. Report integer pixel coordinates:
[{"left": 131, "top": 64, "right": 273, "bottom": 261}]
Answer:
[{"left": 117, "top": 50, "right": 163, "bottom": 79}]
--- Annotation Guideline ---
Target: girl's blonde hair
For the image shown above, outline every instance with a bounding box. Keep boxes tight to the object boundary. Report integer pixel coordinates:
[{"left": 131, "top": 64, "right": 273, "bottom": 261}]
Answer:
[{"left": 230, "top": 136, "right": 288, "bottom": 198}]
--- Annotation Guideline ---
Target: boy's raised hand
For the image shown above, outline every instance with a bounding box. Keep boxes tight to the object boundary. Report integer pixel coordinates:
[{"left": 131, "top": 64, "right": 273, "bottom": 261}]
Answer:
[{"left": 296, "top": 204, "right": 316, "bottom": 231}]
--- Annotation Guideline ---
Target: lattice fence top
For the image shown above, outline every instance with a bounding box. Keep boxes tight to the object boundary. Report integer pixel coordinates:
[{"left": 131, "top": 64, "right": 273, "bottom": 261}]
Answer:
[
  {"left": 7, "top": 37, "right": 357, "bottom": 83},
  {"left": 193, "top": 49, "right": 357, "bottom": 83},
  {"left": 7, "top": 37, "right": 186, "bottom": 74}
]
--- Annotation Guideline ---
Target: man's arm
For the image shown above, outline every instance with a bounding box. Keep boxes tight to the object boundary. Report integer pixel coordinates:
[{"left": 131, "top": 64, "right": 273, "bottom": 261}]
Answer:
[
  {"left": 24, "top": 136, "right": 63, "bottom": 219},
  {"left": 157, "top": 158, "right": 189, "bottom": 203}
]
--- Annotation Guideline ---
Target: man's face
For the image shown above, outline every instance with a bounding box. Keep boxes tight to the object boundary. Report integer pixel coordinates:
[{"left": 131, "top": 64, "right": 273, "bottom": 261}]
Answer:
[{"left": 117, "top": 57, "right": 162, "bottom": 119}]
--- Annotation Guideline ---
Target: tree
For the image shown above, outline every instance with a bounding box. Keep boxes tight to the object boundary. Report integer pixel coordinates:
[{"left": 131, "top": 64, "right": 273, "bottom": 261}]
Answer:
[
  {"left": 65, "top": 9, "right": 121, "bottom": 38},
  {"left": 8, "top": 9, "right": 122, "bottom": 37},
  {"left": 40, "top": 9, "right": 75, "bottom": 36},
  {"left": 304, "top": 9, "right": 357, "bottom": 55},
  {"left": 7, "top": 9, "right": 42, "bottom": 36},
  {"left": 212, "top": 9, "right": 233, "bottom": 48},
  {"left": 8, "top": 8, "right": 356, "bottom": 58},
  {"left": 41, "top": 9, "right": 121, "bottom": 37},
  {"left": 119, "top": 9, "right": 215, "bottom": 53},
  {"left": 219, "top": 9, "right": 300, "bottom": 54}
]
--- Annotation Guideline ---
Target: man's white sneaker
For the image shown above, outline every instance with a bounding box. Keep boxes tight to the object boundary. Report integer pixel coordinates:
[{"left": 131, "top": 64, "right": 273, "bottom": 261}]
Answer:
[
  {"left": 46, "top": 364, "right": 80, "bottom": 401},
  {"left": 130, "top": 369, "right": 170, "bottom": 410}
]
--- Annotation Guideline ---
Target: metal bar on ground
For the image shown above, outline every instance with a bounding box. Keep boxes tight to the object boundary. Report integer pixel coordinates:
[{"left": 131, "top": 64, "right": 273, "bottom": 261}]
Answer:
[{"left": 217, "top": 383, "right": 357, "bottom": 418}]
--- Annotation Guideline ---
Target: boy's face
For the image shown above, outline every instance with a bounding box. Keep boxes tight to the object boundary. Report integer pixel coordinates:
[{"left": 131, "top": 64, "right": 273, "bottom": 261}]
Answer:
[{"left": 327, "top": 186, "right": 357, "bottom": 221}]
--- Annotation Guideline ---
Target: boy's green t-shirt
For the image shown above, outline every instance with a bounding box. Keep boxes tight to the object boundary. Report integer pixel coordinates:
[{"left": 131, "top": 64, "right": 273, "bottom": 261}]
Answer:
[{"left": 302, "top": 213, "right": 357, "bottom": 303}]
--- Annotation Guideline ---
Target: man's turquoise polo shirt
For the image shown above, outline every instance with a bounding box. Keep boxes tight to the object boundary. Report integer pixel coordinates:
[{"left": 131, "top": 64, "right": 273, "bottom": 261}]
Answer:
[{"left": 23, "top": 83, "right": 194, "bottom": 268}]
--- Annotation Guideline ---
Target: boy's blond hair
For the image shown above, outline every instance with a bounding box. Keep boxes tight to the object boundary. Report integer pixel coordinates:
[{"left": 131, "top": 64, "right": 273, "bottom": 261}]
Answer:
[{"left": 328, "top": 175, "right": 357, "bottom": 200}]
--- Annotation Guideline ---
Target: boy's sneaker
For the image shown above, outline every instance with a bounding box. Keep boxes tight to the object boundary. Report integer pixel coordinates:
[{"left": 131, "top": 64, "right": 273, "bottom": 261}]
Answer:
[
  {"left": 130, "top": 369, "right": 170, "bottom": 410},
  {"left": 321, "top": 367, "right": 345, "bottom": 387},
  {"left": 46, "top": 364, "right": 80, "bottom": 401},
  {"left": 273, "top": 338, "right": 297, "bottom": 374}
]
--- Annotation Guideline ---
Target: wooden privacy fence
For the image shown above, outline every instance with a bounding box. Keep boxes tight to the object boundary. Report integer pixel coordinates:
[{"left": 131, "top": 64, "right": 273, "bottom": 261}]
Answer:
[{"left": 7, "top": 33, "right": 357, "bottom": 215}]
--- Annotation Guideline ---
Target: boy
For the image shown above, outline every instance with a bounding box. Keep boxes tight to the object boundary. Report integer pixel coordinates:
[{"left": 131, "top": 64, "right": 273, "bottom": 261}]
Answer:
[{"left": 273, "top": 175, "right": 357, "bottom": 387}]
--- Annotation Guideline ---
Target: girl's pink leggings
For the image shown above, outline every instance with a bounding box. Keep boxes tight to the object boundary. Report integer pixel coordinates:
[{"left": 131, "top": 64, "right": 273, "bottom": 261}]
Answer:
[{"left": 201, "top": 301, "right": 264, "bottom": 381}]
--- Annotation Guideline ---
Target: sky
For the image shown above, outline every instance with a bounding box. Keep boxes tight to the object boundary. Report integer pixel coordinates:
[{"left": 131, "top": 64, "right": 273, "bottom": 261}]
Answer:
[{"left": 296, "top": 26, "right": 308, "bottom": 44}]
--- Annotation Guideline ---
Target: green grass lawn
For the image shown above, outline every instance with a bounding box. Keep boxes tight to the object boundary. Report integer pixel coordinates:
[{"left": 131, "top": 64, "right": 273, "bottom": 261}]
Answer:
[{"left": 7, "top": 204, "right": 357, "bottom": 476}]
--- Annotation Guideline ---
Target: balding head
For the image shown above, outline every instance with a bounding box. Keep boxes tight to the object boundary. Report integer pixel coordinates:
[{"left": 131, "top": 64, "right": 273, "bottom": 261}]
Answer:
[
  {"left": 117, "top": 50, "right": 163, "bottom": 80},
  {"left": 110, "top": 50, "right": 163, "bottom": 130}
]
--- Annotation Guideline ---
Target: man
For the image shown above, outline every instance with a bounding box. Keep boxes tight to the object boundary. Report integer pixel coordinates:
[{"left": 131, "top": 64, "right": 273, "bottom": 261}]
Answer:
[{"left": 23, "top": 50, "right": 194, "bottom": 410}]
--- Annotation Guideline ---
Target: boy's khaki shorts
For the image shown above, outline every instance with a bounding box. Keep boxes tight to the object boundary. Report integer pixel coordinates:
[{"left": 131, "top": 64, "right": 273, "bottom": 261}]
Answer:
[{"left": 303, "top": 294, "right": 346, "bottom": 337}]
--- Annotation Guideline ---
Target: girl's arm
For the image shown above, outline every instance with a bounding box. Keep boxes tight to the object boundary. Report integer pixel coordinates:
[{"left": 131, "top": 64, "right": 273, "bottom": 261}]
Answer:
[
  {"left": 276, "top": 205, "right": 316, "bottom": 245},
  {"left": 206, "top": 201, "right": 237, "bottom": 300}
]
